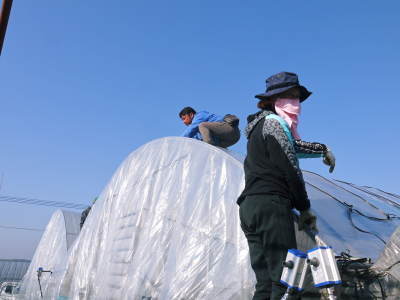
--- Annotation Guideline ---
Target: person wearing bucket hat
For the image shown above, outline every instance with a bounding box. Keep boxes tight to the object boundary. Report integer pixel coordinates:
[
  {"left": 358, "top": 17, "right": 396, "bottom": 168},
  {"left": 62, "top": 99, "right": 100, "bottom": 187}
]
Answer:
[
  {"left": 256, "top": 72, "right": 335, "bottom": 171},
  {"left": 255, "top": 71, "right": 312, "bottom": 102},
  {"left": 237, "top": 72, "right": 333, "bottom": 300}
]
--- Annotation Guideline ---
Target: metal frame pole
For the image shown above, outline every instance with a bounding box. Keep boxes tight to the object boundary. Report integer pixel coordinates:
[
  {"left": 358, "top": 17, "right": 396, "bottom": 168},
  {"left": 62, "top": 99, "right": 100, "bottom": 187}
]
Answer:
[{"left": 0, "top": 0, "right": 13, "bottom": 55}]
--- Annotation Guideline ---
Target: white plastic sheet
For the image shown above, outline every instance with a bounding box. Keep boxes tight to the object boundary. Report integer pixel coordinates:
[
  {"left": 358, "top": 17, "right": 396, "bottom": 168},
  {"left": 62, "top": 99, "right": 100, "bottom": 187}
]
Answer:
[
  {"left": 374, "top": 226, "right": 400, "bottom": 281},
  {"left": 58, "top": 137, "right": 254, "bottom": 299},
  {"left": 19, "top": 210, "right": 80, "bottom": 299}
]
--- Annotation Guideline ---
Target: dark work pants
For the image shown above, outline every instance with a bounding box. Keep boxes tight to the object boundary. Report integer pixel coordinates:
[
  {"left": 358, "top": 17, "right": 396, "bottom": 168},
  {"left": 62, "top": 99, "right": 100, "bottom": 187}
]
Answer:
[
  {"left": 198, "top": 121, "right": 240, "bottom": 148},
  {"left": 239, "top": 194, "right": 297, "bottom": 300}
]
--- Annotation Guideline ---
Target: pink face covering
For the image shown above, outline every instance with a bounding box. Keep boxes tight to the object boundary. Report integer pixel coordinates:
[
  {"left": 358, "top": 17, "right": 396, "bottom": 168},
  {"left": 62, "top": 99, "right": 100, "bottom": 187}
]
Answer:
[{"left": 274, "top": 98, "right": 301, "bottom": 139}]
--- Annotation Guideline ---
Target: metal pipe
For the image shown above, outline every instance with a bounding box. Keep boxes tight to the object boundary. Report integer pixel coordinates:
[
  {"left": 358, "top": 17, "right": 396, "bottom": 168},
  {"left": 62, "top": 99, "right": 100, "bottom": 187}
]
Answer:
[{"left": 0, "top": 0, "right": 13, "bottom": 55}]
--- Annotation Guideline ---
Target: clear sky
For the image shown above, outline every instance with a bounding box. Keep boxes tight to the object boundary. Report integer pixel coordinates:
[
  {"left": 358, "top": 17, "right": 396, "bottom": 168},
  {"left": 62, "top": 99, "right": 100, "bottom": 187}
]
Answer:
[{"left": 1, "top": 1, "right": 400, "bottom": 259}]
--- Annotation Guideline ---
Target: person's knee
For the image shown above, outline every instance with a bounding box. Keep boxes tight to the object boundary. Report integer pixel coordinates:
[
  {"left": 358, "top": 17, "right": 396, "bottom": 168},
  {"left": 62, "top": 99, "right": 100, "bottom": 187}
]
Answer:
[
  {"left": 198, "top": 122, "right": 206, "bottom": 131},
  {"left": 199, "top": 123, "right": 211, "bottom": 136},
  {"left": 199, "top": 122, "right": 215, "bottom": 145}
]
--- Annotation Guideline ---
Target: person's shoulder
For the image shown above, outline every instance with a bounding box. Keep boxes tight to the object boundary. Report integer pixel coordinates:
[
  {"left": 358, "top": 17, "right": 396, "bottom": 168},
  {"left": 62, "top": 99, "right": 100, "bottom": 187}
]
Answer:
[
  {"left": 195, "top": 110, "right": 212, "bottom": 120},
  {"left": 197, "top": 110, "right": 210, "bottom": 115},
  {"left": 264, "top": 115, "right": 281, "bottom": 126},
  {"left": 263, "top": 115, "right": 285, "bottom": 134}
]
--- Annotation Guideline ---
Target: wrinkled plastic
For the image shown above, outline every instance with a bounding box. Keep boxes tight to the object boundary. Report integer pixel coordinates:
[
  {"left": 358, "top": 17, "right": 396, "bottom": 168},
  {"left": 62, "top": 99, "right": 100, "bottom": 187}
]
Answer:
[
  {"left": 0, "top": 259, "right": 30, "bottom": 282},
  {"left": 58, "top": 137, "right": 254, "bottom": 299},
  {"left": 374, "top": 226, "right": 400, "bottom": 281},
  {"left": 21, "top": 137, "right": 400, "bottom": 299},
  {"left": 19, "top": 210, "right": 80, "bottom": 299},
  {"left": 303, "top": 171, "right": 400, "bottom": 260}
]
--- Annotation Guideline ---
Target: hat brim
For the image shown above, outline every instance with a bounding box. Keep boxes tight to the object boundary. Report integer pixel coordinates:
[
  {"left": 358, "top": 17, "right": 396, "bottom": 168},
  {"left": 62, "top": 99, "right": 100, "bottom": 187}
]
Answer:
[{"left": 255, "top": 85, "right": 311, "bottom": 102}]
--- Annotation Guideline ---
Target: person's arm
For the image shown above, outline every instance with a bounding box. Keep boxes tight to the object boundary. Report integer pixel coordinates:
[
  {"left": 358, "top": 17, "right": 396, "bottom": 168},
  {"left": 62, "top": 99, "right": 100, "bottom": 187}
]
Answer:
[
  {"left": 263, "top": 118, "right": 310, "bottom": 211},
  {"left": 295, "top": 140, "right": 327, "bottom": 158},
  {"left": 181, "top": 123, "right": 200, "bottom": 138},
  {"left": 295, "top": 140, "right": 336, "bottom": 173}
]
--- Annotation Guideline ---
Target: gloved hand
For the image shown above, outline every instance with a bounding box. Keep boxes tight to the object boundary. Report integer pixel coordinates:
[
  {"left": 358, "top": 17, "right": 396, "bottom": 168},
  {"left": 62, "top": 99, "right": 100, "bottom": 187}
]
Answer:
[
  {"left": 323, "top": 149, "right": 336, "bottom": 173},
  {"left": 298, "top": 209, "right": 318, "bottom": 232}
]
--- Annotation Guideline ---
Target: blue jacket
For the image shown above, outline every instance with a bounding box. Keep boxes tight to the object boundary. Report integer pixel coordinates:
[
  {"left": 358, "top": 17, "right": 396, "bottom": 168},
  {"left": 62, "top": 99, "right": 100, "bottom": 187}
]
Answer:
[{"left": 181, "top": 111, "right": 224, "bottom": 140}]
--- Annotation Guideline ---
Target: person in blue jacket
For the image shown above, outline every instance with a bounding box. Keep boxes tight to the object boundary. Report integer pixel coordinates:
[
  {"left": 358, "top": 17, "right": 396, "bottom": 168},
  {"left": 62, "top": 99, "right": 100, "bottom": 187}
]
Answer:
[{"left": 179, "top": 107, "right": 240, "bottom": 148}]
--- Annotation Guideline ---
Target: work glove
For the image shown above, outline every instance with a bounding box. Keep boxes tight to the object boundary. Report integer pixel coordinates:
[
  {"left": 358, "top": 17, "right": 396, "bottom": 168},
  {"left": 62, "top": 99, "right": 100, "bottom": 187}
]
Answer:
[
  {"left": 298, "top": 209, "right": 318, "bottom": 233},
  {"left": 323, "top": 149, "right": 336, "bottom": 173}
]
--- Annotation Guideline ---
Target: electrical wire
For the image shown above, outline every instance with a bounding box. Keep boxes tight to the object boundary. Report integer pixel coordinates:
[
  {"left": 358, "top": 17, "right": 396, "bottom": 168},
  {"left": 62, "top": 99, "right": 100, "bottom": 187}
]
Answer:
[
  {"left": 0, "top": 225, "right": 44, "bottom": 232},
  {"left": 0, "top": 195, "right": 88, "bottom": 210}
]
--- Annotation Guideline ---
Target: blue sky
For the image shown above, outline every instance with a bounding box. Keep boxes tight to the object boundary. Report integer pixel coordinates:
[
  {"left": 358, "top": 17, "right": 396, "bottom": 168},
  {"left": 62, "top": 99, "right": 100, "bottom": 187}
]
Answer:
[{"left": 1, "top": 1, "right": 400, "bottom": 259}]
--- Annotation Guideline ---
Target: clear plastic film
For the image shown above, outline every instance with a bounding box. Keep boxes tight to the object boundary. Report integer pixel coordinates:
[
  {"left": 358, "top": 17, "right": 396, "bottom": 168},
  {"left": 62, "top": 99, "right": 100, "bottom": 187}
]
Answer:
[
  {"left": 374, "top": 226, "right": 400, "bottom": 281},
  {"left": 302, "top": 171, "right": 400, "bottom": 260},
  {"left": 19, "top": 210, "right": 80, "bottom": 299},
  {"left": 57, "top": 137, "right": 254, "bottom": 299},
  {"left": 21, "top": 137, "right": 399, "bottom": 299}
]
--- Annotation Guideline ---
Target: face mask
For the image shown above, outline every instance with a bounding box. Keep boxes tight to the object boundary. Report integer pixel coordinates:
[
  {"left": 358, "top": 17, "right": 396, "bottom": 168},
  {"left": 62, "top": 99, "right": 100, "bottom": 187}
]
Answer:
[{"left": 274, "top": 98, "right": 301, "bottom": 139}]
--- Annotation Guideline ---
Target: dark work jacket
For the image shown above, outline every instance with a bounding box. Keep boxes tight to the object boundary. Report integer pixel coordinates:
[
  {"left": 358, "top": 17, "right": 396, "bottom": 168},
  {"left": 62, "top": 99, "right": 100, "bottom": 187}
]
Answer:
[{"left": 237, "top": 111, "right": 310, "bottom": 211}]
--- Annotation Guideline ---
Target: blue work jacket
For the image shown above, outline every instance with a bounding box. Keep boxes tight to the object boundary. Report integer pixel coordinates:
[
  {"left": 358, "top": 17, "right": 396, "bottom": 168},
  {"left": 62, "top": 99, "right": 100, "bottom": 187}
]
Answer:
[{"left": 181, "top": 111, "right": 224, "bottom": 140}]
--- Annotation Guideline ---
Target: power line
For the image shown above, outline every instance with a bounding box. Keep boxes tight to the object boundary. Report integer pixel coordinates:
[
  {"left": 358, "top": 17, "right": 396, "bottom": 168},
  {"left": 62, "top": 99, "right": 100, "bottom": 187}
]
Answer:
[
  {"left": 0, "top": 195, "right": 88, "bottom": 210},
  {"left": 0, "top": 225, "right": 44, "bottom": 232}
]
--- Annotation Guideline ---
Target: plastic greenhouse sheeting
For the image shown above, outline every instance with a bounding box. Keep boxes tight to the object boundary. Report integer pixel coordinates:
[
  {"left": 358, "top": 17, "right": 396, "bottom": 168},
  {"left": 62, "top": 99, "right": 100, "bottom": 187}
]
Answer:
[
  {"left": 19, "top": 137, "right": 399, "bottom": 299},
  {"left": 50, "top": 137, "right": 400, "bottom": 299},
  {"left": 302, "top": 171, "right": 400, "bottom": 260},
  {"left": 374, "top": 225, "right": 400, "bottom": 281},
  {"left": 0, "top": 259, "right": 30, "bottom": 283},
  {"left": 19, "top": 210, "right": 80, "bottom": 299},
  {"left": 57, "top": 137, "right": 253, "bottom": 299}
]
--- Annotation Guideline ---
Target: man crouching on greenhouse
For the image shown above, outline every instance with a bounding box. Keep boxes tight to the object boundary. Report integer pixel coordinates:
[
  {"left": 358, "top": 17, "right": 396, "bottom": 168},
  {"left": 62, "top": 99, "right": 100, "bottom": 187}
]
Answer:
[
  {"left": 237, "top": 72, "right": 319, "bottom": 300},
  {"left": 179, "top": 106, "right": 240, "bottom": 148}
]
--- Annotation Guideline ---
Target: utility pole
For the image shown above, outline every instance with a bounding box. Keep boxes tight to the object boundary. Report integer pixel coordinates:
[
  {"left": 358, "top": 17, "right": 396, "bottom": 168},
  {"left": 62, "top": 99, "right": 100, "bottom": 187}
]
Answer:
[{"left": 0, "top": 0, "right": 13, "bottom": 55}]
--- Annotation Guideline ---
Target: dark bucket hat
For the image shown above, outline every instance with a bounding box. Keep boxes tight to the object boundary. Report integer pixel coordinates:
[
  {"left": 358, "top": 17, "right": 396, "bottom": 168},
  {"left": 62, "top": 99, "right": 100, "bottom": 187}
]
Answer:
[{"left": 255, "top": 72, "right": 312, "bottom": 102}]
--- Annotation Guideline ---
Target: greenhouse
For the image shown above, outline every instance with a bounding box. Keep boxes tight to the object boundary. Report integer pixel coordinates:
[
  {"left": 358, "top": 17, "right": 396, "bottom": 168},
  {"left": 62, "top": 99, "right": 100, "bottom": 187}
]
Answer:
[{"left": 20, "top": 137, "right": 400, "bottom": 299}]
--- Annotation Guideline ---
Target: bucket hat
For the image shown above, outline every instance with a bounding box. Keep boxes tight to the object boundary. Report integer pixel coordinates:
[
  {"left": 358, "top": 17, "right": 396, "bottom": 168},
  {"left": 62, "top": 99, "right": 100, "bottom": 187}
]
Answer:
[{"left": 255, "top": 72, "right": 311, "bottom": 102}]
